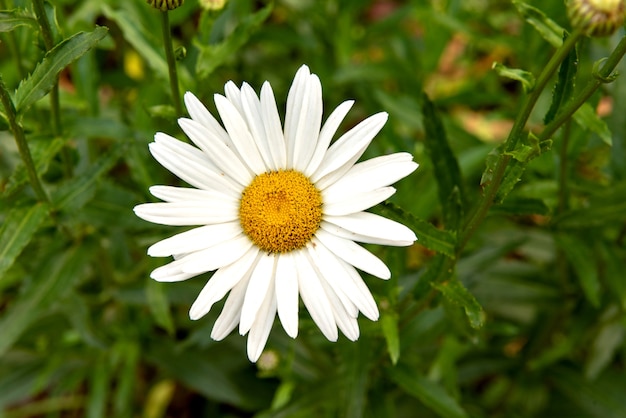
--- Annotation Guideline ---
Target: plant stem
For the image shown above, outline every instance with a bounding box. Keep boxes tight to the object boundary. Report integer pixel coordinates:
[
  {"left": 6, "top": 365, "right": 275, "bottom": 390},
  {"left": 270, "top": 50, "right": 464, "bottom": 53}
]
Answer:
[
  {"left": 0, "top": 76, "right": 49, "bottom": 203},
  {"left": 539, "top": 34, "right": 626, "bottom": 142},
  {"left": 161, "top": 10, "right": 183, "bottom": 115},
  {"left": 459, "top": 30, "right": 584, "bottom": 251}
]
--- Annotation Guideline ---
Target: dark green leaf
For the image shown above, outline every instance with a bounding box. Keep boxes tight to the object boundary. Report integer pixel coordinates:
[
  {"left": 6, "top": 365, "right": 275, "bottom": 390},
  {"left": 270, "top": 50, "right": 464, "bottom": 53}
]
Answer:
[
  {"left": 554, "top": 201, "right": 626, "bottom": 228},
  {"left": 146, "top": 280, "right": 175, "bottom": 335},
  {"left": 14, "top": 26, "right": 108, "bottom": 113},
  {"left": 421, "top": 93, "right": 464, "bottom": 230},
  {"left": 433, "top": 279, "right": 485, "bottom": 329},
  {"left": 378, "top": 203, "right": 456, "bottom": 257},
  {"left": 544, "top": 34, "right": 578, "bottom": 124},
  {"left": 555, "top": 233, "right": 601, "bottom": 307},
  {"left": 600, "top": 243, "right": 626, "bottom": 310},
  {"left": 0, "top": 9, "right": 37, "bottom": 32},
  {"left": 0, "top": 203, "right": 50, "bottom": 279},
  {"left": 195, "top": 4, "right": 272, "bottom": 80},
  {"left": 381, "top": 312, "right": 400, "bottom": 365},
  {"left": 388, "top": 367, "right": 469, "bottom": 418},
  {"left": 490, "top": 197, "right": 550, "bottom": 215},
  {"left": 492, "top": 62, "right": 535, "bottom": 93},
  {"left": 512, "top": 0, "right": 564, "bottom": 47}
]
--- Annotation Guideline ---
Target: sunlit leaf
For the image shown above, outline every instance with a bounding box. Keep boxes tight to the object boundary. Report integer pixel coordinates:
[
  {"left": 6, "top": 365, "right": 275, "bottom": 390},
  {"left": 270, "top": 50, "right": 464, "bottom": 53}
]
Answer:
[
  {"left": 492, "top": 62, "right": 535, "bottom": 93},
  {"left": 573, "top": 103, "right": 612, "bottom": 146},
  {"left": 0, "top": 9, "right": 37, "bottom": 32},
  {"left": 433, "top": 279, "right": 485, "bottom": 329},
  {"left": 512, "top": 0, "right": 564, "bottom": 47},
  {"left": 381, "top": 311, "right": 400, "bottom": 365}
]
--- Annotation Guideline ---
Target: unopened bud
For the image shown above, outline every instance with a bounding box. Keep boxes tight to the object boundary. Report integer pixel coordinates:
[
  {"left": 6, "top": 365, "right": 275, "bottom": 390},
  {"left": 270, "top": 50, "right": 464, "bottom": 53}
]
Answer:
[
  {"left": 568, "top": 0, "right": 626, "bottom": 37},
  {"left": 146, "top": 0, "right": 184, "bottom": 11}
]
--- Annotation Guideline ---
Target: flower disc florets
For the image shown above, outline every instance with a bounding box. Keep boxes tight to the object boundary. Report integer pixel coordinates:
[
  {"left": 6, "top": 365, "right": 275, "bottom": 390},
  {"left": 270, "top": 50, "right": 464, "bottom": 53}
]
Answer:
[{"left": 568, "top": 0, "right": 626, "bottom": 37}]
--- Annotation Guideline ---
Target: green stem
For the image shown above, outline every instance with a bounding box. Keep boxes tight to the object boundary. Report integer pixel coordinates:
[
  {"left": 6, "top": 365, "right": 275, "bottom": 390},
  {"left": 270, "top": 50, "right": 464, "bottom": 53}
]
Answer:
[
  {"left": 459, "top": 30, "right": 584, "bottom": 251},
  {"left": 539, "top": 35, "right": 626, "bottom": 142},
  {"left": 161, "top": 11, "right": 182, "bottom": 115},
  {"left": 0, "top": 76, "right": 49, "bottom": 203}
]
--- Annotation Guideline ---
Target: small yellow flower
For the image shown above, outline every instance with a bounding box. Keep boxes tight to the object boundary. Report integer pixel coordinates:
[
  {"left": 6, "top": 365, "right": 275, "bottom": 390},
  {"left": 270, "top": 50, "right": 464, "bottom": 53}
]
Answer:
[{"left": 199, "top": 0, "right": 228, "bottom": 11}]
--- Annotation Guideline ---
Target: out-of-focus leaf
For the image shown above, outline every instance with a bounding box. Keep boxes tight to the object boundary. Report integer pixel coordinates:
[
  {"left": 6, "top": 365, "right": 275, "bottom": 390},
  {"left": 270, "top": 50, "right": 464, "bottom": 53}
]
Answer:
[
  {"left": 584, "top": 311, "right": 624, "bottom": 379},
  {"left": 2, "top": 137, "right": 66, "bottom": 198},
  {"left": 146, "top": 280, "right": 175, "bottom": 335},
  {"left": 554, "top": 201, "right": 626, "bottom": 228},
  {"left": 555, "top": 233, "right": 601, "bottom": 307},
  {"left": 86, "top": 354, "right": 110, "bottom": 418},
  {"left": 573, "top": 103, "right": 612, "bottom": 146},
  {"left": 490, "top": 197, "right": 550, "bottom": 215},
  {"left": 422, "top": 93, "right": 464, "bottom": 230},
  {"left": 43, "top": 0, "right": 63, "bottom": 45},
  {"left": 492, "top": 62, "right": 535, "bottom": 93},
  {"left": 0, "top": 9, "right": 37, "bottom": 32},
  {"left": 0, "top": 202, "right": 50, "bottom": 279},
  {"left": 0, "top": 245, "right": 89, "bottom": 356},
  {"left": 14, "top": 26, "right": 108, "bottom": 113},
  {"left": 52, "top": 143, "right": 125, "bottom": 211},
  {"left": 195, "top": 4, "right": 272, "bottom": 80},
  {"left": 0, "top": 357, "right": 46, "bottom": 408},
  {"left": 600, "top": 243, "right": 626, "bottom": 310},
  {"left": 433, "top": 279, "right": 485, "bottom": 329},
  {"left": 544, "top": 34, "right": 578, "bottom": 124},
  {"left": 378, "top": 203, "right": 456, "bottom": 257},
  {"left": 388, "top": 366, "right": 469, "bottom": 418},
  {"left": 381, "top": 311, "right": 400, "bottom": 365},
  {"left": 112, "top": 341, "right": 140, "bottom": 417},
  {"left": 512, "top": 0, "right": 564, "bottom": 47}
]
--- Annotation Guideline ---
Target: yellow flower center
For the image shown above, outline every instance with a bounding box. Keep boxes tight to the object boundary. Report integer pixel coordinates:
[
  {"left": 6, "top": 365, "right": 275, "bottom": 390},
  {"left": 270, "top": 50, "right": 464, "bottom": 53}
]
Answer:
[{"left": 239, "top": 170, "right": 322, "bottom": 253}]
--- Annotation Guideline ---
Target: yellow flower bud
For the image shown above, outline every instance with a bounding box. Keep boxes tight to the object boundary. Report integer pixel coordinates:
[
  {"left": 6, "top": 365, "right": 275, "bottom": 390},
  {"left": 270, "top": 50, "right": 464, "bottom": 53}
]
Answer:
[{"left": 568, "top": 0, "right": 626, "bottom": 37}]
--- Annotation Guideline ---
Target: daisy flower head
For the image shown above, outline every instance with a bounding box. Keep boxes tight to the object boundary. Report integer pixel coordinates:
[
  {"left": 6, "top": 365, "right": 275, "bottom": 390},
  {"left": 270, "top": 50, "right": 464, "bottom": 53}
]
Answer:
[{"left": 134, "top": 65, "right": 419, "bottom": 362}]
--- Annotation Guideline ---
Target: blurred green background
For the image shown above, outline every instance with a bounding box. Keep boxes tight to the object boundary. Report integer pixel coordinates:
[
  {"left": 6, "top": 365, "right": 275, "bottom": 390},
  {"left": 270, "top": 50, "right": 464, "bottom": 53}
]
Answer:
[{"left": 1, "top": 0, "right": 626, "bottom": 417}]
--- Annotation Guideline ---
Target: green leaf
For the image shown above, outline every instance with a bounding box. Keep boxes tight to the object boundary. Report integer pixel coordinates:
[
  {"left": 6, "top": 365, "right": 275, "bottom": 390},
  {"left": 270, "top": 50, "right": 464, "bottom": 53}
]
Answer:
[
  {"left": 388, "top": 367, "right": 469, "bottom": 418},
  {"left": 544, "top": 33, "right": 578, "bottom": 125},
  {"left": 600, "top": 243, "right": 626, "bottom": 310},
  {"left": 421, "top": 93, "right": 464, "bottom": 230},
  {"left": 492, "top": 62, "right": 535, "bottom": 93},
  {"left": 0, "top": 245, "right": 89, "bottom": 357},
  {"left": 381, "top": 312, "right": 400, "bottom": 365},
  {"left": 0, "top": 9, "right": 37, "bottom": 32},
  {"left": 0, "top": 203, "right": 50, "bottom": 279},
  {"left": 433, "top": 279, "right": 485, "bottom": 329},
  {"left": 573, "top": 103, "right": 612, "bottom": 146},
  {"left": 146, "top": 280, "right": 175, "bottom": 335},
  {"left": 490, "top": 197, "right": 550, "bottom": 215},
  {"left": 378, "top": 203, "right": 456, "bottom": 257},
  {"left": 195, "top": 3, "right": 272, "bottom": 80},
  {"left": 52, "top": 142, "right": 125, "bottom": 211},
  {"left": 1, "top": 137, "right": 67, "bottom": 198},
  {"left": 14, "top": 26, "right": 108, "bottom": 114},
  {"left": 512, "top": 0, "right": 564, "bottom": 48},
  {"left": 554, "top": 201, "right": 626, "bottom": 228},
  {"left": 555, "top": 233, "right": 601, "bottom": 307}
]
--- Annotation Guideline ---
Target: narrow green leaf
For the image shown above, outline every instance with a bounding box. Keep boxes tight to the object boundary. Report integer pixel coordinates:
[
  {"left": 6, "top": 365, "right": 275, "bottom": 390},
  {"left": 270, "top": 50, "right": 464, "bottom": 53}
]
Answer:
[
  {"left": 421, "top": 93, "right": 464, "bottom": 230},
  {"left": 388, "top": 367, "right": 469, "bottom": 418},
  {"left": 492, "top": 62, "right": 535, "bottom": 93},
  {"left": 413, "top": 253, "right": 449, "bottom": 299},
  {"left": 381, "top": 312, "right": 400, "bottom": 365},
  {"left": 554, "top": 201, "right": 626, "bottom": 228},
  {"left": 545, "top": 34, "right": 578, "bottom": 124},
  {"left": 555, "top": 234, "right": 601, "bottom": 307},
  {"left": 573, "top": 103, "right": 612, "bottom": 146},
  {"left": 52, "top": 143, "right": 125, "bottom": 211},
  {"left": 86, "top": 355, "right": 110, "bottom": 418},
  {"left": 600, "top": 243, "right": 626, "bottom": 310},
  {"left": 1, "top": 137, "right": 66, "bottom": 198},
  {"left": 146, "top": 280, "right": 175, "bottom": 335},
  {"left": 378, "top": 203, "right": 456, "bottom": 257},
  {"left": 0, "top": 245, "right": 89, "bottom": 356},
  {"left": 195, "top": 4, "right": 272, "bottom": 79},
  {"left": 0, "top": 203, "right": 50, "bottom": 279},
  {"left": 433, "top": 279, "right": 485, "bottom": 329},
  {"left": 512, "top": 0, "right": 564, "bottom": 47},
  {"left": 490, "top": 197, "right": 550, "bottom": 215},
  {"left": 0, "top": 9, "right": 37, "bottom": 32},
  {"left": 585, "top": 316, "right": 624, "bottom": 379},
  {"left": 14, "top": 26, "right": 108, "bottom": 113}
]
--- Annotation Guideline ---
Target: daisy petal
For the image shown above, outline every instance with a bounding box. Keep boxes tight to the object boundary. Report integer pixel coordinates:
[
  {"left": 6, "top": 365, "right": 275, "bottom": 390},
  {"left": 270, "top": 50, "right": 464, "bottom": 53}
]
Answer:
[
  {"left": 150, "top": 255, "right": 202, "bottom": 282},
  {"left": 284, "top": 65, "right": 311, "bottom": 169},
  {"left": 224, "top": 81, "right": 244, "bottom": 115},
  {"left": 247, "top": 287, "right": 277, "bottom": 362},
  {"left": 324, "top": 212, "right": 417, "bottom": 246},
  {"left": 311, "top": 112, "right": 388, "bottom": 183},
  {"left": 211, "top": 271, "right": 252, "bottom": 341},
  {"left": 321, "top": 221, "right": 410, "bottom": 247},
  {"left": 214, "top": 94, "right": 267, "bottom": 174},
  {"left": 322, "top": 187, "right": 396, "bottom": 216},
  {"left": 149, "top": 185, "right": 237, "bottom": 204},
  {"left": 260, "top": 82, "right": 287, "bottom": 169},
  {"left": 148, "top": 222, "right": 242, "bottom": 257},
  {"left": 297, "top": 251, "right": 338, "bottom": 341},
  {"left": 189, "top": 247, "right": 259, "bottom": 320},
  {"left": 239, "top": 253, "right": 277, "bottom": 335},
  {"left": 275, "top": 252, "right": 299, "bottom": 338},
  {"left": 319, "top": 277, "right": 360, "bottom": 341},
  {"left": 179, "top": 118, "right": 253, "bottom": 186},
  {"left": 133, "top": 201, "right": 238, "bottom": 226},
  {"left": 315, "top": 228, "right": 391, "bottom": 279},
  {"left": 305, "top": 100, "right": 354, "bottom": 177},
  {"left": 183, "top": 92, "right": 233, "bottom": 146},
  {"left": 180, "top": 235, "right": 254, "bottom": 274},
  {"left": 240, "top": 83, "right": 276, "bottom": 170}
]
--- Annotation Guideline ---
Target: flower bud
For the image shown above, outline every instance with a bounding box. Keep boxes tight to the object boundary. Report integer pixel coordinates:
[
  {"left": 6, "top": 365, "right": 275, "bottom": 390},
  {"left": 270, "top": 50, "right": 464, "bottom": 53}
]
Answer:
[
  {"left": 568, "top": 0, "right": 626, "bottom": 37},
  {"left": 146, "top": 0, "right": 184, "bottom": 11}
]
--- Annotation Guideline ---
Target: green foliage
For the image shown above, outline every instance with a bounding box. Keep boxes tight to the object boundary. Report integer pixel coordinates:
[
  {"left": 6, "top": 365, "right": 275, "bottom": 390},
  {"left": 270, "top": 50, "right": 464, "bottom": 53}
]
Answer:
[{"left": 1, "top": 1, "right": 626, "bottom": 417}]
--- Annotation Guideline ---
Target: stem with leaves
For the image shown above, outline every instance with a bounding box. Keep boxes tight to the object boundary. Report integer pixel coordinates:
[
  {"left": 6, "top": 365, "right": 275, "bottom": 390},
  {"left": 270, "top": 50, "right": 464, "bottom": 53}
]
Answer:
[
  {"left": 0, "top": 76, "right": 49, "bottom": 203},
  {"left": 160, "top": 10, "right": 182, "bottom": 116}
]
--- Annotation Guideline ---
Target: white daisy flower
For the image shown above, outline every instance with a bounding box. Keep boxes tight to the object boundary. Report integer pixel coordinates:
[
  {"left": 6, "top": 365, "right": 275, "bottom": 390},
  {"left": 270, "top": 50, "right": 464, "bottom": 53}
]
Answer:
[{"left": 134, "top": 65, "right": 419, "bottom": 362}]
